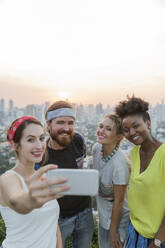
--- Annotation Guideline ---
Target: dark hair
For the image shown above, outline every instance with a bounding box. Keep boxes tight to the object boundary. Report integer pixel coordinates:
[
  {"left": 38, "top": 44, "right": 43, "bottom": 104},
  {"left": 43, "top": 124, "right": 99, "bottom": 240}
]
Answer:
[
  {"left": 45, "top": 100, "right": 74, "bottom": 121},
  {"left": 6, "top": 118, "right": 43, "bottom": 156},
  {"left": 115, "top": 95, "right": 150, "bottom": 122}
]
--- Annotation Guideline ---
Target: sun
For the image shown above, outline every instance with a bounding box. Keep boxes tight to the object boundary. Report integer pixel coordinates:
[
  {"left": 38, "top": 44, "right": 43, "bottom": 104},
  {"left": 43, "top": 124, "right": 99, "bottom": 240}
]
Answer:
[{"left": 58, "top": 91, "right": 70, "bottom": 100}]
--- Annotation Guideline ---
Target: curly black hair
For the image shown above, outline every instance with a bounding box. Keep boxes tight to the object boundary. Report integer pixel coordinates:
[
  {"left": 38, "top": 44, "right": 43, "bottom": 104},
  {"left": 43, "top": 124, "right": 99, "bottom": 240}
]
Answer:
[{"left": 115, "top": 95, "right": 150, "bottom": 122}]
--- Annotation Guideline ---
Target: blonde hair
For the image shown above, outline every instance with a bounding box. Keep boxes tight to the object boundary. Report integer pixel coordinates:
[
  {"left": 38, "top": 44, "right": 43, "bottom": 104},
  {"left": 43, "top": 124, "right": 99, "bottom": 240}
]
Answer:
[{"left": 104, "top": 113, "right": 123, "bottom": 144}]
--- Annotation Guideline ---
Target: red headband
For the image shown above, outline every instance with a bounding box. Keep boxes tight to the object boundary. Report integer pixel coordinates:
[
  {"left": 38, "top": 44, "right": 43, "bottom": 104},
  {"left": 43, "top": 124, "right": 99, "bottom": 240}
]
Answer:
[{"left": 8, "top": 116, "right": 38, "bottom": 143}]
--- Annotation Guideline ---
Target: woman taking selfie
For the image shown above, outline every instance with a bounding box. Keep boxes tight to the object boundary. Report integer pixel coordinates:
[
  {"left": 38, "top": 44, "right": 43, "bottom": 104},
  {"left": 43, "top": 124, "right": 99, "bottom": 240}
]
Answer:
[
  {"left": 89, "top": 114, "right": 130, "bottom": 248},
  {"left": 115, "top": 96, "right": 165, "bottom": 248},
  {"left": 0, "top": 116, "right": 69, "bottom": 248}
]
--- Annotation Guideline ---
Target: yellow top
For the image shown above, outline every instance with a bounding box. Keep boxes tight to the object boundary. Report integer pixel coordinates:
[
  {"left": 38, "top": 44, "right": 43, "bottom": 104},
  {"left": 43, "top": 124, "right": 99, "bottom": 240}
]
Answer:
[{"left": 128, "top": 144, "right": 165, "bottom": 238}]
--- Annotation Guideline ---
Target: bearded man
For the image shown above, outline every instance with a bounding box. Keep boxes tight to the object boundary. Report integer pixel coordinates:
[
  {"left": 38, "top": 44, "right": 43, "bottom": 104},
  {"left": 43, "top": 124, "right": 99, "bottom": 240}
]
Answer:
[{"left": 43, "top": 100, "right": 94, "bottom": 248}]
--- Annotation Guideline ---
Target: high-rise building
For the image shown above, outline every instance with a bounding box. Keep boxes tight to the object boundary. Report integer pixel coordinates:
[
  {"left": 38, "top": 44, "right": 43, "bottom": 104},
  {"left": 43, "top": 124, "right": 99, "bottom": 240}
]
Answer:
[
  {"left": 87, "top": 104, "right": 95, "bottom": 115},
  {"left": 0, "top": 99, "right": 5, "bottom": 113},
  {"left": 25, "top": 104, "right": 35, "bottom": 116},
  {"left": 0, "top": 98, "right": 5, "bottom": 124},
  {"left": 44, "top": 101, "right": 50, "bottom": 114},
  {"left": 8, "top": 99, "right": 15, "bottom": 121},
  {"left": 9, "top": 99, "right": 14, "bottom": 111},
  {"left": 96, "top": 103, "right": 103, "bottom": 115},
  {"left": 76, "top": 104, "right": 85, "bottom": 120}
]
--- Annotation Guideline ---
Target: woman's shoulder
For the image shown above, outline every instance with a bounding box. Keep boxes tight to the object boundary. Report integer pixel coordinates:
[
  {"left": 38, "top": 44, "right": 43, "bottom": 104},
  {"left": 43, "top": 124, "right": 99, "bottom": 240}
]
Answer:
[
  {"left": 130, "top": 145, "right": 139, "bottom": 152},
  {"left": 158, "top": 143, "right": 165, "bottom": 152},
  {"left": 129, "top": 145, "right": 140, "bottom": 158},
  {"left": 92, "top": 142, "right": 101, "bottom": 153},
  {"left": 0, "top": 170, "right": 15, "bottom": 179},
  {"left": 113, "top": 148, "right": 131, "bottom": 171},
  {"left": 0, "top": 170, "right": 22, "bottom": 188},
  {"left": 114, "top": 148, "right": 128, "bottom": 162},
  {"left": 156, "top": 143, "right": 165, "bottom": 158}
]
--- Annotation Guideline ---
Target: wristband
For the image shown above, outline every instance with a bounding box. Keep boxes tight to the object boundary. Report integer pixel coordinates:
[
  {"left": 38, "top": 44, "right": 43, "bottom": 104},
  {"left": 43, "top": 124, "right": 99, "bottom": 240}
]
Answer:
[{"left": 154, "top": 239, "right": 161, "bottom": 247}]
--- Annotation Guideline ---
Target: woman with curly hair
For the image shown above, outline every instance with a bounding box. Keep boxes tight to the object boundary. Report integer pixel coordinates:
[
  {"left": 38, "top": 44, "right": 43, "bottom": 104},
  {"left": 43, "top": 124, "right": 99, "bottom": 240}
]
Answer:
[{"left": 115, "top": 96, "right": 165, "bottom": 248}]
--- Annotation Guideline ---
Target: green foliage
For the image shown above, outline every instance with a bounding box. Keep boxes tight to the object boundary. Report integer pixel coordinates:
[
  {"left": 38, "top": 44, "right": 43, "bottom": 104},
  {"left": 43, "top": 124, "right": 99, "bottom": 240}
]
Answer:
[
  {"left": 0, "top": 218, "right": 5, "bottom": 245},
  {"left": 92, "top": 197, "right": 97, "bottom": 210},
  {"left": 0, "top": 151, "right": 14, "bottom": 175},
  {"left": 92, "top": 215, "right": 99, "bottom": 248}
]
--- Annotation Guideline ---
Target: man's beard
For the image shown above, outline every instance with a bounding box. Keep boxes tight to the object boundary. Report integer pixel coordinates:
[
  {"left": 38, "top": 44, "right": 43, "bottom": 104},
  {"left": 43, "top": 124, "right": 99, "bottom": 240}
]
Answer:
[{"left": 50, "top": 130, "right": 74, "bottom": 147}]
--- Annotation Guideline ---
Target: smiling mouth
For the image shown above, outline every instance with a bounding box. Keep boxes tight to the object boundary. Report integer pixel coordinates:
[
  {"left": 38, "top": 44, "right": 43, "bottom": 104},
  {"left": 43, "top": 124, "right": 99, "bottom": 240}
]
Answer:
[
  {"left": 60, "top": 133, "right": 70, "bottom": 137},
  {"left": 98, "top": 135, "right": 107, "bottom": 141},
  {"left": 32, "top": 152, "right": 43, "bottom": 157},
  {"left": 132, "top": 136, "right": 140, "bottom": 141}
]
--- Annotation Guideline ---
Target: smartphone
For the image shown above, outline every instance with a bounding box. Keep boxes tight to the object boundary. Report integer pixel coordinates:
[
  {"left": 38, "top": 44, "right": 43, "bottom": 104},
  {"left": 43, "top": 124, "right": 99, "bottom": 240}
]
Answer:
[{"left": 46, "top": 169, "right": 99, "bottom": 196}]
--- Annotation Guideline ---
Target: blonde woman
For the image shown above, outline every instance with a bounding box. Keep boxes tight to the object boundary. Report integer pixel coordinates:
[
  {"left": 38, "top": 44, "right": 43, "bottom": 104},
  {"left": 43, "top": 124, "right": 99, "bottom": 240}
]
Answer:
[{"left": 89, "top": 114, "right": 130, "bottom": 248}]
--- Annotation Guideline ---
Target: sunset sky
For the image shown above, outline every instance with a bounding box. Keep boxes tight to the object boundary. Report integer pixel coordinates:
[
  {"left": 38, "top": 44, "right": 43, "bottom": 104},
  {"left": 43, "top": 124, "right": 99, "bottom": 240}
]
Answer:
[{"left": 0, "top": 0, "right": 165, "bottom": 108}]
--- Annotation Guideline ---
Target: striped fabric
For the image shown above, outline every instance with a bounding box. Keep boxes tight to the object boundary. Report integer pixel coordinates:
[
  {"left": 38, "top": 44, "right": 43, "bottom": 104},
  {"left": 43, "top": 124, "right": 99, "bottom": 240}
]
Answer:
[{"left": 124, "top": 222, "right": 152, "bottom": 248}]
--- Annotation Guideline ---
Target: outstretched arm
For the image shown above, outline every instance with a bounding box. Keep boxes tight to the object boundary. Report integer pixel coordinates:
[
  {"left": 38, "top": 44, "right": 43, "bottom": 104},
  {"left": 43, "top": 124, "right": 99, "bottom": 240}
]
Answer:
[{"left": 0, "top": 164, "right": 69, "bottom": 214}]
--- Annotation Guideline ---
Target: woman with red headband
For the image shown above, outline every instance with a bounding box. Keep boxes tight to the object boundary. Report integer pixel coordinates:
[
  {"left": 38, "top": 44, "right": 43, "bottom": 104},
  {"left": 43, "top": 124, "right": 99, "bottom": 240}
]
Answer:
[{"left": 0, "top": 116, "right": 70, "bottom": 248}]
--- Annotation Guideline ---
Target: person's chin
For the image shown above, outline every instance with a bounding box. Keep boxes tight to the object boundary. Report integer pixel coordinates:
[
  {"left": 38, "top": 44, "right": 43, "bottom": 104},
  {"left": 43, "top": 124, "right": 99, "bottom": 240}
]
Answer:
[
  {"left": 130, "top": 137, "right": 143, "bottom": 146},
  {"left": 59, "top": 137, "right": 72, "bottom": 147},
  {"left": 97, "top": 137, "right": 105, "bottom": 144},
  {"left": 33, "top": 156, "right": 43, "bottom": 163},
  {"left": 98, "top": 140, "right": 103, "bottom": 144}
]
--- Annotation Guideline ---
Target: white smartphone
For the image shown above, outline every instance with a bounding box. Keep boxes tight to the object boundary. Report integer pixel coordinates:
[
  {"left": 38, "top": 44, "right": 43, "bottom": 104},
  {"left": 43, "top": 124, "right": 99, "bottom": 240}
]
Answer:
[{"left": 46, "top": 169, "right": 99, "bottom": 196}]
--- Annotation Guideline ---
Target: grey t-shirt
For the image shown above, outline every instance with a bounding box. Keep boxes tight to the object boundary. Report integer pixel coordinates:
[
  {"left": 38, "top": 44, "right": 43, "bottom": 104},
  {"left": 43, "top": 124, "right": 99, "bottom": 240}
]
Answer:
[{"left": 89, "top": 143, "right": 130, "bottom": 230}]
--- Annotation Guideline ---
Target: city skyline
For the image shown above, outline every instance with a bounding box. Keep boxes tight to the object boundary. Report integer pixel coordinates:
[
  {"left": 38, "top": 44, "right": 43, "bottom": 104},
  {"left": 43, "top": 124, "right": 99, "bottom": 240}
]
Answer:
[
  {"left": 0, "top": 94, "right": 165, "bottom": 111},
  {"left": 1, "top": 74, "right": 165, "bottom": 108},
  {"left": 0, "top": 0, "right": 165, "bottom": 107}
]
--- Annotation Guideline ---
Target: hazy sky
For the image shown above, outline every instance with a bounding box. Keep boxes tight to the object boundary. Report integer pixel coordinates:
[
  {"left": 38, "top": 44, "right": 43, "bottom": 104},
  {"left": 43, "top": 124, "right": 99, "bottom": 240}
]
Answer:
[{"left": 0, "top": 0, "right": 165, "bottom": 107}]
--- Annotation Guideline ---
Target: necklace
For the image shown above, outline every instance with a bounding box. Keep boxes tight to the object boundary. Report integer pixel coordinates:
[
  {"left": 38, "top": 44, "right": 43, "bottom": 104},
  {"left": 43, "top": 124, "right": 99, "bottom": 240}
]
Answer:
[{"left": 101, "top": 145, "right": 119, "bottom": 163}]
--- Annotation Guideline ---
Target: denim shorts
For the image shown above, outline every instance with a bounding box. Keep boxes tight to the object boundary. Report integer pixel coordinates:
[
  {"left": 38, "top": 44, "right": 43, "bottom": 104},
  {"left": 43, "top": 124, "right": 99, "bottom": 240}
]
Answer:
[{"left": 123, "top": 222, "right": 153, "bottom": 248}]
